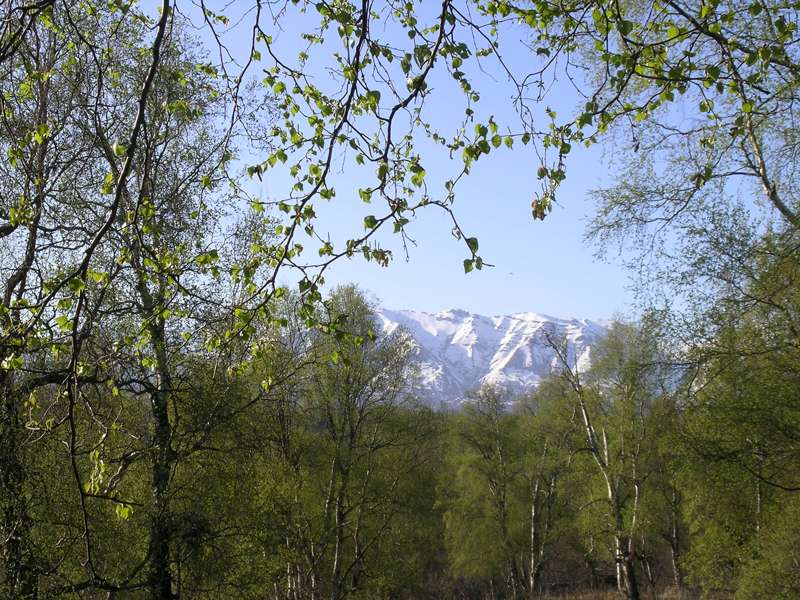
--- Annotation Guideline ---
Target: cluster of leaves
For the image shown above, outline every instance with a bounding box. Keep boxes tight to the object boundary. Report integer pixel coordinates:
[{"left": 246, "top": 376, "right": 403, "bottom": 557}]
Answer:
[
  {"left": 205, "top": 0, "right": 549, "bottom": 281},
  {"left": 470, "top": 0, "right": 800, "bottom": 231}
]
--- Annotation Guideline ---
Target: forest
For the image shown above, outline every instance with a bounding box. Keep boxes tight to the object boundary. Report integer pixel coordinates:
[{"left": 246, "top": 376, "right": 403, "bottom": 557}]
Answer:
[{"left": 1, "top": 0, "right": 799, "bottom": 599}]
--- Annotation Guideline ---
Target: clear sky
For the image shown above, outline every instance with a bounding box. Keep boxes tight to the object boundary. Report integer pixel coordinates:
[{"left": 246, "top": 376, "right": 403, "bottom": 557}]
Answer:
[{"left": 198, "top": 2, "right": 636, "bottom": 320}]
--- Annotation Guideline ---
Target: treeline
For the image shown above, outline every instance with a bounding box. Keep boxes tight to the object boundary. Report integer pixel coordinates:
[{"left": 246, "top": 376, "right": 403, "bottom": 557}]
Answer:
[{"left": 5, "top": 277, "right": 800, "bottom": 600}]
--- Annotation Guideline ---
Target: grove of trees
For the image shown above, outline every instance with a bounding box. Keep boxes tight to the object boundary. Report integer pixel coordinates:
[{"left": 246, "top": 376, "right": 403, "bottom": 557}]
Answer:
[{"left": 2, "top": 0, "right": 799, "bottom": 599}]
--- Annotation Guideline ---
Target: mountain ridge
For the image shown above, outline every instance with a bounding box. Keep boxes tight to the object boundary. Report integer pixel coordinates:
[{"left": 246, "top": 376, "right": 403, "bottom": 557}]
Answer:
[{"left": 377, "top": 308, "right": 608, "bottom": 408}]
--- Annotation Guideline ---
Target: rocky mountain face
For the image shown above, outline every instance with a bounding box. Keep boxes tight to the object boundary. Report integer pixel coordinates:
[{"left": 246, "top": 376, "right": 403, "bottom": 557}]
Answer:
[{"left": 377, "top": 308, "right": 608, "bottom": 409}]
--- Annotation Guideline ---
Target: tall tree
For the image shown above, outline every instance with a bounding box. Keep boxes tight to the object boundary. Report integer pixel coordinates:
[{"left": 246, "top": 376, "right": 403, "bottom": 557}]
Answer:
[
  {"left": 442, "top": 386, "right": 531, "bottom": 599},
  {"left": 550, "top": 320, "right": 674, "bottom": 600},
  {"left": 247, "top": 286, "right": 439, "bottom": 600},
  {"left": 516, "top": 376, "right": 578, "bottom": 595},
  {"left": 0, "top": 3, "right": 173, "bottom": 595}
]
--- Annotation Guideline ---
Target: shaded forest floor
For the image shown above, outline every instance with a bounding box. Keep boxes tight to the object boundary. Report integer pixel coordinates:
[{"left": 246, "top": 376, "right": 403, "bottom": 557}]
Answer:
[{"left": 536, "top": 588, "right": 724, "bottom": 599}]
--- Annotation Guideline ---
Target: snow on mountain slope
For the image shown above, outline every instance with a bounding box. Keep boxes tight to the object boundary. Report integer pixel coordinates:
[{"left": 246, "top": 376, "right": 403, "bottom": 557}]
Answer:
[{"left": 377, "top": 308, "right": 608, "bottom": 408}]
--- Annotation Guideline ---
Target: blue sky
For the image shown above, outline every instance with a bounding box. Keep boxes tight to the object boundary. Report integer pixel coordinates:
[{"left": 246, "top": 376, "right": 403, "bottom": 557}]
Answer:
[
  {"left": 315, "top": 139, "right": 632, "bottom": 320},
  {"left": 197, "top": 2, "right": 635, "bottom": 320}
]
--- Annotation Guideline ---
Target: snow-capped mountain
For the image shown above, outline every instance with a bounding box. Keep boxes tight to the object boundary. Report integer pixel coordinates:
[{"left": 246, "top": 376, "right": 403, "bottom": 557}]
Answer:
[{"left": 377, "top": 308, "right": 608, "bottom": 408}]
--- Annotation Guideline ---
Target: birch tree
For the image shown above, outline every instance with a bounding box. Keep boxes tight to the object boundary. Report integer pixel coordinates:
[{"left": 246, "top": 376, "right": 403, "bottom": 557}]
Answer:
[{"left": 549, "top": 321, "right": 672, "bottom": 600}]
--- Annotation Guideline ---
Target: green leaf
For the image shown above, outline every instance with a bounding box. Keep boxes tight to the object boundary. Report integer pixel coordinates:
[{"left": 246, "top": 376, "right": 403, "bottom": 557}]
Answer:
[
  {"left": 68, "top": 278, "right": 85, "bottom": 294},
  {"left": 55, "top": 315, "right": 72, "bottom": 332},
  {"left": 101, "top": 173, "right": 116, "bottom": 195},
  {"left": 33, "top": 124, "right": 50, "bottom": 144},
  {"left": 463, "top": 259, "right": 474, "bottom": 273},
  {"left": 115, "top": 503, "right": 133, "bottom": 520},
  {"left": 377, "top": 162, "right": 388, "bottom": 180},
  {"left": 87, "top": 270, "right": 106, "bottom": 283},
  {"left": 1, "top": 354, "right": 23, "bottom": 370},
  {"left": 393, "top": 217, "right": 409, "bottom": 232}
]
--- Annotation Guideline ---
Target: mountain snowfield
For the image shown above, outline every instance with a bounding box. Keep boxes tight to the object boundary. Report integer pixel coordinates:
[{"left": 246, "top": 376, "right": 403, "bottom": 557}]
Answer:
[{"left": 377, "top": 308, "right": 608, "bottom": 408}]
